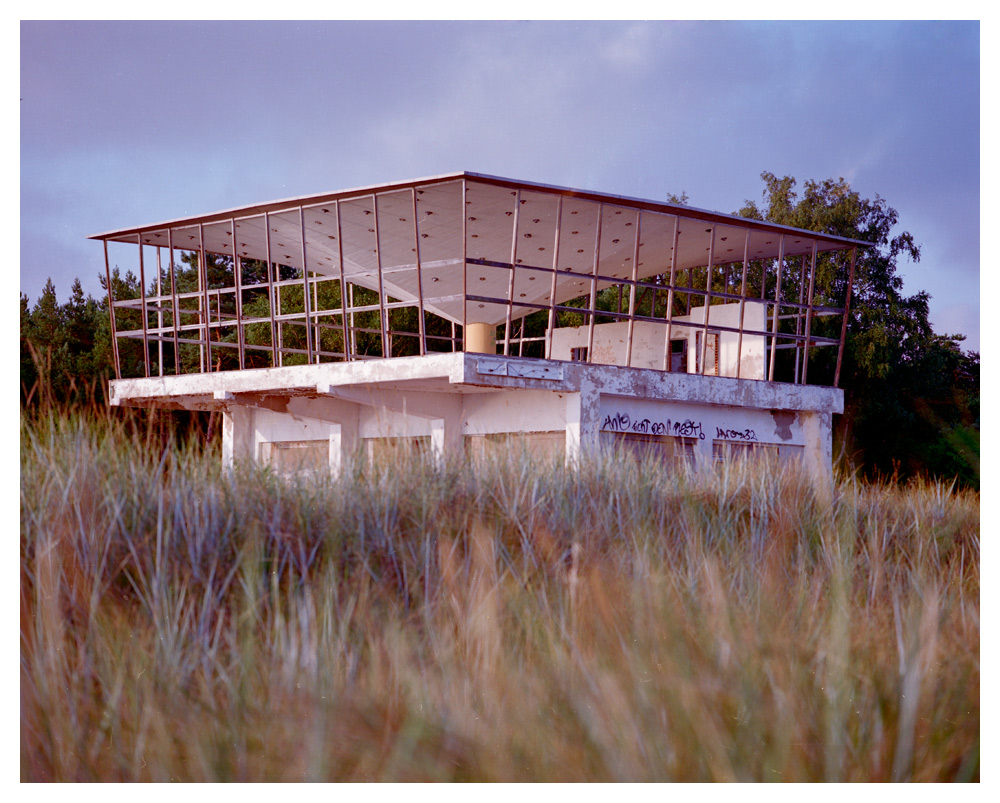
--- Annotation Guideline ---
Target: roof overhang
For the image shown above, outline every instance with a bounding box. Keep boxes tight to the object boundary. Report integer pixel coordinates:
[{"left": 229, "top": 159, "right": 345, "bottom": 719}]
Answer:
[{"left": 90, "top": 172, "right": 869, "bottom": 327}]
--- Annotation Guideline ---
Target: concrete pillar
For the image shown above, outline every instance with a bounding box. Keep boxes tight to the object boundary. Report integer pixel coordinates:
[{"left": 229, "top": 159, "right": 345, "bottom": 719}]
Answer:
[
  {"left": 430, "top": 419, "right": 446, "bottom": 465},
  {"left": 801, "top": 410, "right": 834, "bottom": 501},
  {"left": 328, "top": 424, "right": 344, "bottom": 476},
  {"left": 565, "top": 380, "right": 600, "bottom": 466},
  {"left": 220, "top": 405, "right": 255, "bottom": 471},
  {"left": 465, "top": 322, "right": 496, "bottom": 354},
  {"left": 429, "top": 417, "right": 464, "bottom": 465}
]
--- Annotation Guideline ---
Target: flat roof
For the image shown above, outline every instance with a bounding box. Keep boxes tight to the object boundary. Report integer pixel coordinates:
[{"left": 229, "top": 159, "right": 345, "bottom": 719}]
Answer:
[
  {"left": 89, "top": 171, "right": 871, "bottom": 250},
  {"left": 91, "top": 172, "right": 868, "bottom": 328}
]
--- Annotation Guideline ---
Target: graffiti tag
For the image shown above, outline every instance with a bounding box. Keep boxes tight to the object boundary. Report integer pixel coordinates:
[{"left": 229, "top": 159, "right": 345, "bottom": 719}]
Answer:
[
  {"left": 602, "top": 411, "right": 705, "bottom": 440},
  {"left": 715, "top": 426, "right": 758, "bottom": 442}
]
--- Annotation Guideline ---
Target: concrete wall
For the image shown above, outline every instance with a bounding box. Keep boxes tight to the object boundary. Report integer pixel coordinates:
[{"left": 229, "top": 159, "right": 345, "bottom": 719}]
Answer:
[
  {"left": 549, "top": 301, "right": 766, "bottom": 379},
  {"left": 220, "top": 378, "right": 830, "bottom": 490},
  {"left": 597, "top": 395, "right": 808, "bottom": 466},
  {"left": 111, "top": 351, "right": 840, "bottom": 491}
]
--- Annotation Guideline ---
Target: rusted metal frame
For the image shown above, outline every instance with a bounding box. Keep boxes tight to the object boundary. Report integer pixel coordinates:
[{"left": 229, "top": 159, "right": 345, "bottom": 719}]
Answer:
[
  {"left": 261, "top": 212, "right": 279, "bottom": 367},
  {"left": 461, "top": 180, "right": 468, "bottom": 351},
  {"left": 586, "top": 204, "right": 604, "bottom": 361},
  {"left": 313, "top": 269, "right": 321, "bottom": 361},
  {"left": 348, "top": 284, "right": 357, "bottom": 357},
  {"left": 794, "top": 254, "right": 807, "bottom": 383},
  {"left": 264, "top": 213, "right": 283, "bottom": 366},
  {"left": 410, "top": 189, "right": 428, "bottom": 355},
  {"left": 662, "top": 216, "right": 681, "bottom": 371},
  {"left": 102, "top": 240, "right": 122, "bottom": 380},
  {"left": 767, "top": 235, "right": 786, "bottom": 382},
  {"left": 167, "top": 230, "right": 181, "bottom": 375},
  {"left": 334, "top": 201, "right": 351, "bottom": 361},
  {"left": 298, "top": 206, "right": 316, "bottom": 363},
  {"left": 230, "top": 217, "right": 246, "bottom": 370},
  {"left": 624, "top": 208, "right": 642, "bottom": 368},
  {"left": 155, "top": 246, "right": 164, "bottom": 376},
  {"left": 503, "top": 189, "right": 521, "bottom": 356},
  {"left": 699, "top": 225, "right": 716, "bottom": 376},
  {"left": 544, "top": 196, "right": 563, "bottom": 359},
  {"left": 735, "top": 229, "right": 751, "bottom": 380},
  {"left": 197, "top": 224, "right": 213, "bottom": 371},
  {"left": 834, "top": 247, "right": 857, "bottom": 388},
  {"left": 369, "top": 194, "right": 390, "bottom": 358},
  {"left": 136, "top": 234, "right": 151, "bottom": 378},
  {"left": 802, "top": 242, "right": 818, "bottom": 385},
  {"left": 760, "top": 253, "right": 769, "bottom": 300},
  {"left": 686, "top": 249, "right": 694, "bottom": 315}
]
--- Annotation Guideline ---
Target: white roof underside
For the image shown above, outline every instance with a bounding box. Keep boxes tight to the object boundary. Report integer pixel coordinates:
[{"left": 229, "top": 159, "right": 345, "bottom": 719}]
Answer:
[{"left": 91, "top": 172, "right": 867, "bottom": 327}]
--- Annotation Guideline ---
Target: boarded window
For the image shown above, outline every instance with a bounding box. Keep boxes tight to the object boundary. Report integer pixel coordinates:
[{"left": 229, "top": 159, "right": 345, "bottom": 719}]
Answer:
[
  {"left": 260, "top": 440, "right": 329, "bottom": 474},
  {"left": 711, "top": 440, "right": 779, "bottom": 463},
  {"left": 603, "top": 432, "right": 697, "bottom": 463}
]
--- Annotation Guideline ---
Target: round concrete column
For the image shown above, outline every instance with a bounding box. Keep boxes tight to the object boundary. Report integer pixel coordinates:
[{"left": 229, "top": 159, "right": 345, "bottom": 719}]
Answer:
[{"left": 465, "top": 322, "right": 497, "bottom": 354}]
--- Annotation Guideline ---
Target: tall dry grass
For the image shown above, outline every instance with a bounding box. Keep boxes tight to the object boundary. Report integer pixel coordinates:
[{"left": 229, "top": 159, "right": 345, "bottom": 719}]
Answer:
[{"left": 20, "top": 410, "right": 979, "bottom": 781}]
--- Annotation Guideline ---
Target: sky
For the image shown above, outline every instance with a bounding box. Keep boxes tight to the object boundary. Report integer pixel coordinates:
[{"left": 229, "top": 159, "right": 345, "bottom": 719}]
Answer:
[{"left": 19, "top": 19, "right": 981, "bottom": 351}]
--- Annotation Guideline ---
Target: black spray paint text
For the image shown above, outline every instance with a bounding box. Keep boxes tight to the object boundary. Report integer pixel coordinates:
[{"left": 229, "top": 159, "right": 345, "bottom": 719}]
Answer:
[{"left": 602, "top": 412, "right": 706, "bottom": 440}]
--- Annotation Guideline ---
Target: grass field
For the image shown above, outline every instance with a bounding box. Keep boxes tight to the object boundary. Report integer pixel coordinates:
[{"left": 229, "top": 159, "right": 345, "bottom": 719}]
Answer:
[{"left": 20, "top": 409, "right": 980, "bottom": 781}]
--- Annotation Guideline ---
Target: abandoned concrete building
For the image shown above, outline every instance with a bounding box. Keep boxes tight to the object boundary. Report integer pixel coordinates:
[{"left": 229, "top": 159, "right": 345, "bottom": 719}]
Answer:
[{"left": 93, "top": 172, "right": 865, "bottom": 487}]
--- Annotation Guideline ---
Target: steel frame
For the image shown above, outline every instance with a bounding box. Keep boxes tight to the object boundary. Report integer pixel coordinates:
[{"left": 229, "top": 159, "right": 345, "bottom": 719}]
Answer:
[{"left": 98, "top": 177, "right": 859, "bottom": 387}]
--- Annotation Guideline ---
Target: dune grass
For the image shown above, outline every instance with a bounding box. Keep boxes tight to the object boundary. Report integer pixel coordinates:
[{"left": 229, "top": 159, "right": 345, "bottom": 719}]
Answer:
[{"left": 20, "top": 409, "right": 979, "bottom": 781}]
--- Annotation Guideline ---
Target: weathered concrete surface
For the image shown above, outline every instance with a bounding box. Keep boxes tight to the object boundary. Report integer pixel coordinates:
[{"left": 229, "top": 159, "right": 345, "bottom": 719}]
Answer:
[
  {"left": 551, "top": 302, "right": 768, "bottom": 379},
  {"left": 111, "top": 352, "right": 842, "bottom": 489}
]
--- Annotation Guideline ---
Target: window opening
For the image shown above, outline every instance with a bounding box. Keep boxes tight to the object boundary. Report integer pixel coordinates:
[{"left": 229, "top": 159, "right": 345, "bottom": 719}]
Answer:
[{"left": 670, "top": 338, "right": 687, "bottom": 373}]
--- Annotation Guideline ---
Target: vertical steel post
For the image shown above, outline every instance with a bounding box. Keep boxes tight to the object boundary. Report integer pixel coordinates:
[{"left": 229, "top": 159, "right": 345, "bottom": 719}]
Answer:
[
  {"left": 586, "top": 204, "right": 604, "bottom": 361},
  {"left": 767, "top": 235, "right": 786, "bottom": 382},
  {"left": 699, "top": 225, "right": 716, "bottom": 376},
  {"left": 735, "top": 229, "right": 750, "bottom": 379},
  {"left": 794, "top": 254, "right": 806, "bottom": 383},
  {"left": 370, "top": 195, "right": 388, "bottom": 358},
  {"left": 312, "top": 267, "right": 320, "bottom": 361},
  {"left": 544, "top": 196, "right": 563, "bottom": 360},
  {"left": 834, "top": 247, "right": 857, "bottom": 388},
  {"left": 348, "top": 284, "right": 357, "bottom": 357},
  {"left": 167, "top": 229, "right": 180, "bottom": 374},
  {"left": 198, "top": 223, "right": 212, "bottom": 371},
  {"left": 136, "top": 234, "right": 150, "bottom": 378},
  {"left": 625, "top": 209, "right": 642, "bottom": 368},
  {"left": 802, "top": 242, "right": 818, "bottom": 385},
  {"left": 263, "top": 212, "right": 279, "bottom": 367},
  {"left": 155, "top": 245, "right": 164, "bottom": 377},
  {"left": 298, "top": 206, "right": 315, "bottom": 363},
  {"left": 662, "top": 216, "right": 680, "bottom": 371},
  {"left": 461, "top": 180, "right": 468, "bottom": 351},
  {"left": 334, "top": 201, "right": 351, "bottom": 361},
  {"left": 686, "top": 251, "right": 694, "bottom": 315},
  {"left": 410, "top": 188, "right": 427, "bottom": 355},
  {"left": 103, "top": 240, "right": 121, "bottom": 380},
  {"left": 503, "top": 189, "right": 521, "bottom": 356},
  {"left": 231, "top": 217, "right": 246, "bottom": 369}
]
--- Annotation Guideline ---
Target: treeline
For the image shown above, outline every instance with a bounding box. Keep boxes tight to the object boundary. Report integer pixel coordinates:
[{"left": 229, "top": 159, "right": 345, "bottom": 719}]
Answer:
[
  {"left": 20, "top": 174, "right": 979, "bottom": 488},
  {"left": 734, "top": 173, "right": 979, "bottom": 489}
]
